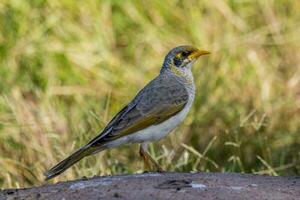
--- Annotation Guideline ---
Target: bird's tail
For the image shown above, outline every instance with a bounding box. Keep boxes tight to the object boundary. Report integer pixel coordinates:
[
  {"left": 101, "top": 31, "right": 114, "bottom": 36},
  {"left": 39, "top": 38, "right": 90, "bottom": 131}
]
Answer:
[{"left": 44, "top": 145, "right": 97, "bottom": 181}]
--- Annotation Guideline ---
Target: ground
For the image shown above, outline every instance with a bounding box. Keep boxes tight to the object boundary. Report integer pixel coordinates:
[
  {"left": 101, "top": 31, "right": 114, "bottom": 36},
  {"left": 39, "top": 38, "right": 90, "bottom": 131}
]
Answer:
[{"left": 1, "top": 172, "right": 299, "bottom": 200}]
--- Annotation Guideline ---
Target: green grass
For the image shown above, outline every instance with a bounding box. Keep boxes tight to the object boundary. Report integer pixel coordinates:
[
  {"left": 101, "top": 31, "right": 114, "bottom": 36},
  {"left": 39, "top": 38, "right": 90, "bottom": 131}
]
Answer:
[{"left": 0, "top": 0, "right": 300, "bottom": 188}]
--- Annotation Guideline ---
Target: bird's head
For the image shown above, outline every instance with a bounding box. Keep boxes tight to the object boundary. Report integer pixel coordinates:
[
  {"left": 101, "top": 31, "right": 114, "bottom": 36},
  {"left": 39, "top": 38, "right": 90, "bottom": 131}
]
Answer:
[{"left": 161, "top": 45, "right": 210, "bottom": 74}]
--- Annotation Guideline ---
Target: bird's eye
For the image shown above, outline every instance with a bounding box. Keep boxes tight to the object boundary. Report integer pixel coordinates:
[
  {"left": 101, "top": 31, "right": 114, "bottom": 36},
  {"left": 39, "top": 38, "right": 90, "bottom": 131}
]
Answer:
[{"left": 181, "top": 51, "right": 189, "bottom": 57}]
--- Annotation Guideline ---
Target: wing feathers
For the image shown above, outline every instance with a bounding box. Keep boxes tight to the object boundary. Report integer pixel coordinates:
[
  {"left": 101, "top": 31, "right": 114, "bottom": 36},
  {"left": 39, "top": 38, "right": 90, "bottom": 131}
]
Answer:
[{"left": 89, "top": 75, "right": 189, "bottom": 146}]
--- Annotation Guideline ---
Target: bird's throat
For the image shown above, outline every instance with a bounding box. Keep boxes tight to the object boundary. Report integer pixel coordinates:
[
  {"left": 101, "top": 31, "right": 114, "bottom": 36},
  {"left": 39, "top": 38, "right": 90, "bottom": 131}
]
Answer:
[{"left": 169, "top": 65, "right": 194, "bottom": 84}]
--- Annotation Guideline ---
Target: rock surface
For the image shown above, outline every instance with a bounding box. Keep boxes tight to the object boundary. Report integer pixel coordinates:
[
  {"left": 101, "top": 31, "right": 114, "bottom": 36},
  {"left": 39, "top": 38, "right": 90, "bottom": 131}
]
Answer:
[{"left": 1, "top": 172, "right": 299, "bottom": 200}]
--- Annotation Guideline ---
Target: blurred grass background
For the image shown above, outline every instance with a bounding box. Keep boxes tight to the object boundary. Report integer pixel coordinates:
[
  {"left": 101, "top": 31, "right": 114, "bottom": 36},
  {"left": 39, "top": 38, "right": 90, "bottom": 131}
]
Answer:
[{"left": 0, "top": 0, "right": 300, "bottom": 188}]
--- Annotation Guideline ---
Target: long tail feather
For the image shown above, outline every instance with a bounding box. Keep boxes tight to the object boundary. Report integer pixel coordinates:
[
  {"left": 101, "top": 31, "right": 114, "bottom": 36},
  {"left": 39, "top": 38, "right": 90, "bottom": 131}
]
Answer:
[{"left": 44, "top": 146, "right": 96, "bottom": 180}]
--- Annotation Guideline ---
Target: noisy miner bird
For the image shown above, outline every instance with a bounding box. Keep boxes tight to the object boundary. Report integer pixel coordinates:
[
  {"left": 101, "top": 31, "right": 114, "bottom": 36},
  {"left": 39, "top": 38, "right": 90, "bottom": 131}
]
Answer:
[{"left": 45, "top": 45, "right": 210, "bottom": 180}]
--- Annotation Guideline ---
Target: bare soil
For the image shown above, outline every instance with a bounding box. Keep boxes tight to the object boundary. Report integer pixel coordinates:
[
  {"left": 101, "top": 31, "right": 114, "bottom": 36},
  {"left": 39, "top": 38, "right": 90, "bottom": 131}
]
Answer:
[{"left": 1, "top": 172, "right": 299, "bottom": 200}]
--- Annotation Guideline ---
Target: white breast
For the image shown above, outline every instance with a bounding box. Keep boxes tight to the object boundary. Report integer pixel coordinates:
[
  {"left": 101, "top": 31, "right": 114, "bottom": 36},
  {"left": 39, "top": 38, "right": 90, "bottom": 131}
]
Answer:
[{"left": 104, "top": 97, "right": 194, "bottom": 149}]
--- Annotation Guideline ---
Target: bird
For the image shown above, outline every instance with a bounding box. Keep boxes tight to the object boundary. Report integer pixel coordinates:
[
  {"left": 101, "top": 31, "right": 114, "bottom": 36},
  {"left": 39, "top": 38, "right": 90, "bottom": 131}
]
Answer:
[{"left": 44, "top": 45, "right": 210, "bottom": 180}]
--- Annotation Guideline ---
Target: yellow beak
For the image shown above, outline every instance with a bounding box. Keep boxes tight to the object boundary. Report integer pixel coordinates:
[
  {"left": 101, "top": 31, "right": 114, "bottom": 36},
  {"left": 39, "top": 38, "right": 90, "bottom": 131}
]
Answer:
[{"left": 188, "top": 49, "right": 210, "bottom": 59}]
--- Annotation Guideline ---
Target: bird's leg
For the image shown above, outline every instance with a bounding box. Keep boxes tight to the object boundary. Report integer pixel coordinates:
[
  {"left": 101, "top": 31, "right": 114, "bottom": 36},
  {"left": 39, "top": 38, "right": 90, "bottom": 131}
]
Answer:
[
  {"left": 139, "top": 143, "right": 164, "bottom": 172},
  {"left": 139, "top": 145, "right": 151, "bottom": 171}
]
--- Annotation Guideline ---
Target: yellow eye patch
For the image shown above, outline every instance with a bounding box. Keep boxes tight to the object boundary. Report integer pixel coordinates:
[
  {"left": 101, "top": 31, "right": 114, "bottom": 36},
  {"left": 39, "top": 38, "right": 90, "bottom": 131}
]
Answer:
[
  {"left": 175, "top": 53, "right": 183, "bottom": 59},
  {"left": 175, "top": 51, "right": 190, "bottom": 59}
]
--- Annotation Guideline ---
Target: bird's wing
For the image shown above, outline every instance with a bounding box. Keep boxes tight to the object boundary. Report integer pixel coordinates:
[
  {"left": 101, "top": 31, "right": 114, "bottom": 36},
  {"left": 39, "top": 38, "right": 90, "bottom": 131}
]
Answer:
[{"left": 87, "top": 75, "right": 189, "bottom": 147}]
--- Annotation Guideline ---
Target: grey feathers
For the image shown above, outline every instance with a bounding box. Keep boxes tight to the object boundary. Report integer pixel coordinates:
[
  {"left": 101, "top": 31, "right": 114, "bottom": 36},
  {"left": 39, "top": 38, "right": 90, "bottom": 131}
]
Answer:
[{"left": 88, "top": 72, "right": 191, "bottom": 146}]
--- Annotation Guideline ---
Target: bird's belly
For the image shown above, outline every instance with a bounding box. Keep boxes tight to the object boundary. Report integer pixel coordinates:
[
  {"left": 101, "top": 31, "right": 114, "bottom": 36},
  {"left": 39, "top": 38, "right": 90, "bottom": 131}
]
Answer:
[{"left": 127, "top": 100, "right": 193, "bottom": 143}]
